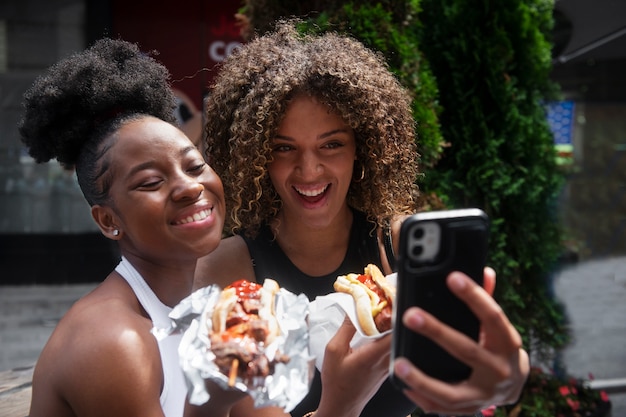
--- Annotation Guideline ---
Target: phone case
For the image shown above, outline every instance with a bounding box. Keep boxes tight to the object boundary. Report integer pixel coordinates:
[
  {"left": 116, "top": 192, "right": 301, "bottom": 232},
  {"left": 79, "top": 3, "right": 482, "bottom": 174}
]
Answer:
[{"left": 390, "top": 208, "right": 489, "bottom": 387}]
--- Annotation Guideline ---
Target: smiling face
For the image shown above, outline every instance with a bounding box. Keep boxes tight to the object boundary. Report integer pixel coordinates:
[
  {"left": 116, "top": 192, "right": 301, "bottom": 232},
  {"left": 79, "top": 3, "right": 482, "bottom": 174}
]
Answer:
[
  {"left": 93, "top": 116, "right": 225, "bottom": 264},
  {"left": 268, "top": 95, "right": 356, "bottom": 228}
]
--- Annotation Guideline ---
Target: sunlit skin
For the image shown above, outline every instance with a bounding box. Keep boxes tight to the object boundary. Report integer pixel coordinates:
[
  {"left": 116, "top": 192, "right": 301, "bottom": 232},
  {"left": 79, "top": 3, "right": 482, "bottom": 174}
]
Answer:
[
  {"left": 29, "top": 117, "right": 228, "bottom": 417},
  {"left": 268, "top": 95, "right": 357, "bottom": 231},
  {"left": 92, "top": 118, "right": 225, "bottom": 304},
  {"left": 263, "top": 95, "right": 361, "bottom": 276}
]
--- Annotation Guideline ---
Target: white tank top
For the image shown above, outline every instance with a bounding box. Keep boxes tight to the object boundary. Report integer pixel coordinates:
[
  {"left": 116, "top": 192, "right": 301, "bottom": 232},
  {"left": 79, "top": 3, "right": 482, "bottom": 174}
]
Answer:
[{"left": 115, "top": 257, "right": 187, "bottom": 417}]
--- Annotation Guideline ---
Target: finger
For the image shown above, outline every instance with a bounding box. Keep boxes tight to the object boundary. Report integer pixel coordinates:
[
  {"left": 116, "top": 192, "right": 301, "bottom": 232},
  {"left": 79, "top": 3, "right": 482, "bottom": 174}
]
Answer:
[
  {"left": 325, "top": 316, "right": 357, "bottom": 356},
  {"left": 483, "top": 266, "right": 496, "bottom": 296},
  {"left": 401, "top": 306, "right": 498, "bottom": 372},
  {"left": 393, "top": 358, "right": 486, "bottom": 414},
  {"left": 395, "top": 345, "right": 527, "bottom": 413},
  {"left": 322, "top": 317, "right": 356, "bottom": 373},
  {"left": 402, "top": 304, "right": 528, "bottom": 408},
  {"left": 356, "top": 333, "right": 392, "bottom": 366},
  {"left": 447, "top": 272, "right": 522, "bottom": 351}
]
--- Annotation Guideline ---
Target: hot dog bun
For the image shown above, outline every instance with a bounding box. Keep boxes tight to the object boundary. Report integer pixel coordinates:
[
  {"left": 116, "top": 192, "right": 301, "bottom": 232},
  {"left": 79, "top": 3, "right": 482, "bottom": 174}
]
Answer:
[{"left": 333, "top": 264, "right": 395, "bottom": 336}]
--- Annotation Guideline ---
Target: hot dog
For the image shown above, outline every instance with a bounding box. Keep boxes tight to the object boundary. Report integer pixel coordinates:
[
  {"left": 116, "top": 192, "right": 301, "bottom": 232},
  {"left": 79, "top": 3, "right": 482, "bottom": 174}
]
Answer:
[
  {"left": 209, "top": 279, "right": 289, "bottom": 385},
  {"left": 333, "top": 264, "right": 396, "bottom": 336}
]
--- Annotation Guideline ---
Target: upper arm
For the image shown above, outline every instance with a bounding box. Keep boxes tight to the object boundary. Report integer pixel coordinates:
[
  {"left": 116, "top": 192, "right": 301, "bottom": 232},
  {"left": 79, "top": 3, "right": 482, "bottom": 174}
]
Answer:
[
  {"left": 194, "top": 235, "right": 256, "bottom": 290},
  {"left": 81, "top": 329, "right": 164, "bottom": 417},
  {"left": 378, "top": 215, "right": 408, "bottom": 275},
  {"left": 390, "top": 216, "right": 406, "bottom": 257},
  {"left": 44, "top": 309, "right": 166, "bottom": 417}
]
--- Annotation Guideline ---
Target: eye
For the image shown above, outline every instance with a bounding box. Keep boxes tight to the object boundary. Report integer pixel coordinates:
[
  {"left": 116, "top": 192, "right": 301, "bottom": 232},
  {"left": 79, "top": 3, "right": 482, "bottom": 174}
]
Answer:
[
  {"left": 137, "top": 178, "right": 163, "bottom": 190},
  {"left": 188, "top": 162, "right": 207, "bottom": 175},
  {"left": 272, "top": 143, "right": 294, "bottom": 153},
  {"left": 323, "top": 141, "right": 344, "bottom": 150}
]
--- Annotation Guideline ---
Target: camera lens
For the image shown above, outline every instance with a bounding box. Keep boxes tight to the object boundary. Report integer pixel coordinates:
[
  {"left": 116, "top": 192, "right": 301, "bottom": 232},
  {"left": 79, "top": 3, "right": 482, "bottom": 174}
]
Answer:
[
  {"left": 411, "top": 245, "right": 423, "bottom": 257},
  {"left": 413, "top": 227, "right": 424, "bottom": 239}
]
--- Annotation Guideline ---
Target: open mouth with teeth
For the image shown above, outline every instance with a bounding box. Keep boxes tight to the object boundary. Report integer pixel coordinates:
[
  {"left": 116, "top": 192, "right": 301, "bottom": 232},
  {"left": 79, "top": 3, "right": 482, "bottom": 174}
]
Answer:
[
  {"left": 293, "top": 184, "right": 329, "bottom": 204},
  {"left": 174, "top": 208, "right": 212, "bottom": 225}
]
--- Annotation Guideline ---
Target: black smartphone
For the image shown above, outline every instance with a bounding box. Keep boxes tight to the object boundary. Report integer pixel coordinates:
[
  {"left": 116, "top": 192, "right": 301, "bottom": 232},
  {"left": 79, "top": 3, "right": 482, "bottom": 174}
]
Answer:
[{"left": 390, "top": 208, "right": 489, "bottom": 387}]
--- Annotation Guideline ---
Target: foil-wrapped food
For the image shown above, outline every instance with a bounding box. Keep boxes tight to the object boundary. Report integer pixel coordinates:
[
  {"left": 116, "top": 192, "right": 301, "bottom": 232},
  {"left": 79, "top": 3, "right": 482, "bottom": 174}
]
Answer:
[{"left": 154, "top": 279, "right": 313, "bottom": 412}]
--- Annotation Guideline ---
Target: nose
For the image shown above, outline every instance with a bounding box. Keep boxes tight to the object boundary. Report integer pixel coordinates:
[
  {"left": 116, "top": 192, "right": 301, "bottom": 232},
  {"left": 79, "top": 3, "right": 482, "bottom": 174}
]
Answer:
[
  {"left": 296, "top": 150, "right": 322, "bottom": 178},
  {"left": 172, "top": 174, "right": 204, "bottom": 201}
]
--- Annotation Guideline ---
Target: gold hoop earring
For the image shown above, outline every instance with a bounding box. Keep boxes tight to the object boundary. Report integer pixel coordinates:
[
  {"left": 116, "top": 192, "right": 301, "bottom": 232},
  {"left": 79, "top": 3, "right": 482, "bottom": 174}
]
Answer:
[{"left": 353, "top": 162, "right": 365, "bottom": 182}]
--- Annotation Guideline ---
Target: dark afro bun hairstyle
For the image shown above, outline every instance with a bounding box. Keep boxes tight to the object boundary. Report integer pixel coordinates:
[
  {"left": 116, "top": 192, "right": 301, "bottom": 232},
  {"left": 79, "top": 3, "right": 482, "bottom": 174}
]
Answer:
[
  {"left": 19, "top": 38, "right": 176, "bottom": 169},
  {"left": 18, "top": 38, "right": 177, "bottom": 206}
]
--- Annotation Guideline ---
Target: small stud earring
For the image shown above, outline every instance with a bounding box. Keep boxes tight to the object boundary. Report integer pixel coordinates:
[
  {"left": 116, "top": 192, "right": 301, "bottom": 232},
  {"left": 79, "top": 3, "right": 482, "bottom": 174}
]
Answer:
[{"left": 112, "top": 229, "right": 119, "bottom": 236}]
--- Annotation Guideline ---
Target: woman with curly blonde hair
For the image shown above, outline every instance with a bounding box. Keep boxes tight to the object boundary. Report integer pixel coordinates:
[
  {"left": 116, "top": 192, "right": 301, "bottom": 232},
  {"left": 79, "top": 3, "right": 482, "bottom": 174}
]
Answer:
[
  {"left": 204, "top": 23, "right": 418, "bottom": 240},
  {"left": 196, "top": 21, "right": 528, "bottom": 417}
]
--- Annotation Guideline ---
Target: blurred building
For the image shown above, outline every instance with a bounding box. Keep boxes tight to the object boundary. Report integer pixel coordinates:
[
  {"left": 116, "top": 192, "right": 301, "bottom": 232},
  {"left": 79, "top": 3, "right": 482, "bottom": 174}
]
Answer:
[
  {"left": 0, "top": 0, "right": 242, "bottom": 284},
  {"left": 551, "top": 0, "right": 626, "bottom": 260},
  {"left": 1, "top": 0, "right": 625, "bottom": 284}
]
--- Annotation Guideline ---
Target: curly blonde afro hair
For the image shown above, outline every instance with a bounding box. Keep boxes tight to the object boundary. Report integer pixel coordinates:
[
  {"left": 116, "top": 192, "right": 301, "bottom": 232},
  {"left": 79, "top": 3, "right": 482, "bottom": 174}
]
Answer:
[{"left": 205, "top": 20, "right": 419, "bottom": 237}]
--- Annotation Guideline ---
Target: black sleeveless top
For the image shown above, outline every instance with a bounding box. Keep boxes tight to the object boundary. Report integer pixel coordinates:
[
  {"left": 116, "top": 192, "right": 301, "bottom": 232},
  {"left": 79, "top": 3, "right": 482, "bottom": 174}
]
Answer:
[{"left": 241, "top": 210, "right": 417, "bottom": 417}]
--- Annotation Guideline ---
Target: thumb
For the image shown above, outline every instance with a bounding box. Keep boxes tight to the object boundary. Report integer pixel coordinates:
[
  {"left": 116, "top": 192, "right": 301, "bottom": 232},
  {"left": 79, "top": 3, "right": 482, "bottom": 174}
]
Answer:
[{"left": 327, "top": 316, "right": 357, "bottom": 351}]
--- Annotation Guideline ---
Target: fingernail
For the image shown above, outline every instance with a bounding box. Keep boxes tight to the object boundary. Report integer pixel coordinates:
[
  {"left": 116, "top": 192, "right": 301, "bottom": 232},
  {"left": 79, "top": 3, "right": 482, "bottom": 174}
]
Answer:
[
  {"left": 394, "top": 359, "right": 410, "bottom": 378},
  {"left": 449, "top": 272, "right": 466, "bottom": 290},
  {"left": 404, "top": 308, "right": 424, "bottom": 328}
]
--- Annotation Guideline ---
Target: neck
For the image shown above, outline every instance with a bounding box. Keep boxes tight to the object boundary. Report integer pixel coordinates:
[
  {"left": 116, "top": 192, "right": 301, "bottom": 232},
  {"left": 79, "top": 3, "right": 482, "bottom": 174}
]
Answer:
[
  {"left": 271, "top": 206, "right": 353, "bottom": 276},
  {"left": 121, "top": 253, "right": 196, "bottom": 307}
]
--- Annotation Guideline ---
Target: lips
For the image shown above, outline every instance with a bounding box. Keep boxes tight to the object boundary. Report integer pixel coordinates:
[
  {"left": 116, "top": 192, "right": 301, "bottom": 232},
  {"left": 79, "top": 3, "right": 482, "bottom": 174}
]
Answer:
[
  {"left": 173, "top": 208, "right": 212, "bottom": 225},
  {"left": 293, "top": 184, "right": 329, "bottom": 197},
  {"left": 291, "top": 184, "right": 330, "bottom": 207}
]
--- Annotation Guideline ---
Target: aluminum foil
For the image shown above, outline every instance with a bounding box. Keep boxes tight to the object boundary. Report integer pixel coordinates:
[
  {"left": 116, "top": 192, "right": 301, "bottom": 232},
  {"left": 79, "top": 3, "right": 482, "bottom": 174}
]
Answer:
[{"left": 153, "top": 283, "right": 314, "bottom": 412}]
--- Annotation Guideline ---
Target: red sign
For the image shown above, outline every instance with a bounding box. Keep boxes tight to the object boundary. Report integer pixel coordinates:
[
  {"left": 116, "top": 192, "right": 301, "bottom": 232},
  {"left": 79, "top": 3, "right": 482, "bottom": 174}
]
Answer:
[{"left": 111, "top": 1, "right": 244, "bottom": 110}]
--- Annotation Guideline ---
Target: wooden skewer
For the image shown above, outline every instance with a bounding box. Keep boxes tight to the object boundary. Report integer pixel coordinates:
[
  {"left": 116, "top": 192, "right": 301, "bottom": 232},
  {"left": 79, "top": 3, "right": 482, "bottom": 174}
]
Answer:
[{"left": 228, "top": 358, "right": 239, "bottom": 387}]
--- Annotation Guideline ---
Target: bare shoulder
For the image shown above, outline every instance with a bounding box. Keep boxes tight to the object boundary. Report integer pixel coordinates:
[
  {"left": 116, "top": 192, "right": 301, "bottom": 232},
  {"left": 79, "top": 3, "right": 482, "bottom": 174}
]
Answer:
[
  {"left": 194, "top": 235, "right": 255, "bottom": 290},
  {"left": 30, "top": 279, "right": 164, "bottom": 417},
  {"left": 390, "top": 215, "right": 409, "bottom": 245}
]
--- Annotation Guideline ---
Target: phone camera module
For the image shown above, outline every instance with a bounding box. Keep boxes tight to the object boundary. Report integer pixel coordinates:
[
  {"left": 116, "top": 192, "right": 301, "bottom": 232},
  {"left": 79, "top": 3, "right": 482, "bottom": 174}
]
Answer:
[
  {"left": 412, "top": 227, "right": 425, "bottom": 239},
  {"left": 407, "top": 221, "right": 441, "bottom": 263},
  {"left": 411, "top": 245, "right": 424, "bottom": 257}
]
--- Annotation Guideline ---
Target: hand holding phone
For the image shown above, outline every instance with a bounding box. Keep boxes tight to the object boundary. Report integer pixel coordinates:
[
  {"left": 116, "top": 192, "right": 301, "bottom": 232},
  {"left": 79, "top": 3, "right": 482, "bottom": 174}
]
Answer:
[{"left": 390, "top": 208, "right": 489, "bottom": 387}]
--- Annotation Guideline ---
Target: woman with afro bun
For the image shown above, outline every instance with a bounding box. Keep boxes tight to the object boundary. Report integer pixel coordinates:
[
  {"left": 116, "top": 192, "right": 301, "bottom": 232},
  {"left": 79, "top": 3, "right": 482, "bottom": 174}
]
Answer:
[
  {"left": 18, "top": 37, "right": 229, "bottom": 417},
  {"left": 195, "top": 20, "right": 529, "bottom": 417}
]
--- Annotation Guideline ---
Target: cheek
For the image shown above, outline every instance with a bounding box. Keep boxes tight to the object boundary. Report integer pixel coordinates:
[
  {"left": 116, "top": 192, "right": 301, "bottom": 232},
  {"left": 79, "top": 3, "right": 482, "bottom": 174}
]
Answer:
[
  {"left": 202, "top": 172, "right": 225, "bottom": 200},
  {"left": 267, "top": 162, "right": 285, "bottom": 187},
  {"left": 337, "top": 158, "right": 356, "bottom": 182},
  {"left": 118, "top": 197, "right": 163, "bottom": 227}
]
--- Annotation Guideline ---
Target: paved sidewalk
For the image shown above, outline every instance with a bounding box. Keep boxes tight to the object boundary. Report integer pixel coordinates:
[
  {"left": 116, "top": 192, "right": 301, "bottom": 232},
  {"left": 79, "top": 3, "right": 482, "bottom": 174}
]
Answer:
[
  {"left": 1, "top": 257, "right": 625, "bottom": 414},
  {"left": 0, "top": 283, "right": 97, "bottom": 372},
  {"left": 552, "top": 256, "right": 626, "bottom": 415}
]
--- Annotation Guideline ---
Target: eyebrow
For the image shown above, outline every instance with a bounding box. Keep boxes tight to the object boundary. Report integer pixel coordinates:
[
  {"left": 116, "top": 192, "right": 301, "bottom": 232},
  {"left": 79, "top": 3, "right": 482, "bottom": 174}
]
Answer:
[
  {"left": 274, "top": 128, "right": 351, "bottom": 141},
  {"left": 126, "top": 145, "right": 199, "bottom": 178},
  {"left": 180, "top": 145, "right": 197, "bottom": 156}
]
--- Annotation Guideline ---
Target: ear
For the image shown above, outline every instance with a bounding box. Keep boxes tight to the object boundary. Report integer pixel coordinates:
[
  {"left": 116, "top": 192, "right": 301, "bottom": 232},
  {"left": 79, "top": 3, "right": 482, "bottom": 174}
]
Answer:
[{"left": 91, "top": 204, "right": 122, "bottom": 240}]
